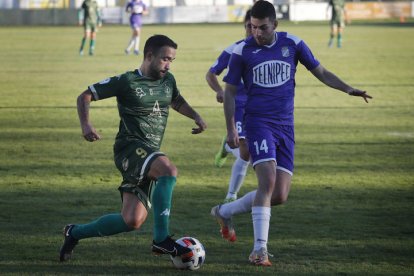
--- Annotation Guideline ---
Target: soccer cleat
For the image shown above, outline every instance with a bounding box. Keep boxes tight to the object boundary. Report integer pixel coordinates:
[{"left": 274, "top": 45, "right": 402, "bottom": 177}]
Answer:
[
  {"left": 248, "top": 247, "right": 273, "bottom": 266},
  {"left": 214, "top": 136, "right": 228, "bottom": 168},
  {"left": 124, "top": 49, "right": 130, "bottom": 55},
  {"left": 133, "top": 50, "right": 140, "bottom": 56},
  {"left": 79, "top": 50, "right": 84, "bottom": 56},
  {"left": 89, "top": 51, "right": 94, "bottom": 56},
  {"left": 59, "top": 224, "right": 79, "bottom": 262},
  {"left": 210, "top": 205, "right": 236, "bottom": 242},
  {"left": 152, "top": 236, "right": 193, "bottom": 260}
]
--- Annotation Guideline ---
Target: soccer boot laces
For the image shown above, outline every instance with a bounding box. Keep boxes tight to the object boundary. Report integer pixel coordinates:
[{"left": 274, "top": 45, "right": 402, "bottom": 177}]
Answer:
[{"left": 248, "top": 247, "right": 273, "bottom": 266}]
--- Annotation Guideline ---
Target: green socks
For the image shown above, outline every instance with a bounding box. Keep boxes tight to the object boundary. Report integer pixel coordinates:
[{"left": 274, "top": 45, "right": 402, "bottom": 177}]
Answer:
[
  {"left": 337, "top": 33, "right": 342, "bottom": 48},
  {"left": 151, "top": 176, "right": 177, "bottom": 243},
  {"left": 69, "top": 176, "right": 177, "bottom": 243},
  {"left": 89, "top": 39, "right": 95, "bottom": 54},
  {"left": 70, "top": 213, "right": 132, "bottom": 240},
  {"left": 79, "top": 37, "right": 86, "bottom": 52}
]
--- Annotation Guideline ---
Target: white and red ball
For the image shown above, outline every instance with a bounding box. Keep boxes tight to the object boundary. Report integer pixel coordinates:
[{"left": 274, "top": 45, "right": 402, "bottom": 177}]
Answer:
[{"left": 170, "top": 237, "right": 206, "bottom": 270}]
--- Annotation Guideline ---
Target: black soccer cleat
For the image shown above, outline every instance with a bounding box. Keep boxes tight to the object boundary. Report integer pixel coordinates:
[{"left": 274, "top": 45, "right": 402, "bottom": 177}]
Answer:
[
  {"left": 59, "top": 224, "right": 79, "bottom": 262},
  {"left": 152, "top": 236, "right": 193, "bottom": 260}
]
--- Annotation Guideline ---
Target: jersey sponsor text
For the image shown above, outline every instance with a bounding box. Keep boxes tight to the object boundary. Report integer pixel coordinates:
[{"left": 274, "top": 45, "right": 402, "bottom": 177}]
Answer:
[{"left": 253, "top": 60, "right": 291, "bottom": 88}]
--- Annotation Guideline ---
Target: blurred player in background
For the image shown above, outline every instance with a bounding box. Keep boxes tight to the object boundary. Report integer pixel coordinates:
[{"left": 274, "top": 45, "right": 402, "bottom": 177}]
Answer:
[
  {"left": 327, "top": 0, "right": 347, "bottom": 48},
  {"left": 211, "top": 0, "right": 371, "bottom": 266},
  {"left": 60, "top": 34, "right": 207, "bottom": 263},
  {"left": 78, "top": 0, "right": 102, "bottom": 56},
  {"left": 125, "top": 0, "right": 149, "bottom": 55},
  {"left": 206, "top": 10, "right": 252, "bottom": 203}
]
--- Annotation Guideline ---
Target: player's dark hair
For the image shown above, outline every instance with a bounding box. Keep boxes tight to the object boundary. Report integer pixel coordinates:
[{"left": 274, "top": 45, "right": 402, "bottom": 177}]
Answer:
[
  {"left": 144, "top": 34, "right": 178, "bottom": 57},
  {"left": 244, "top": 9, "right": 251, "bottom": 23},
  {"left": 251, "top": 0, "right": 276, "bottom": 22}
]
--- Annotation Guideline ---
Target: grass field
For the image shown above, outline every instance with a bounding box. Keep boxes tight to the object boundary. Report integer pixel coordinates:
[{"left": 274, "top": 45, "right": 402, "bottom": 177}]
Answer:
[{"left": 0, "top": 20, "right": 413, "bottom": 275}]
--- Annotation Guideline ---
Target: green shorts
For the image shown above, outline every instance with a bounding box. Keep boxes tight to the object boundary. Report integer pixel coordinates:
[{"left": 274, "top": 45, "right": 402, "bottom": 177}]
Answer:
[
  {"left": 84, "top": 21, "right": 97, "bottom": 32},
  {"left": 114, "top": 141, "right": 165, "bottom": 210},
  {"left": 330, "top": 17, "right": 345, "bottom": 28}
]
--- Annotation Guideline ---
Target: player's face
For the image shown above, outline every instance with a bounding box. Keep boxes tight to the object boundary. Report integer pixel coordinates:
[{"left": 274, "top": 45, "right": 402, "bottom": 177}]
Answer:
[
  {"left": 250, "top": 17, "right": 277, "bottom": 46},
  {"left": 148, "top": 46, "right": 176, "bottom": 79}
]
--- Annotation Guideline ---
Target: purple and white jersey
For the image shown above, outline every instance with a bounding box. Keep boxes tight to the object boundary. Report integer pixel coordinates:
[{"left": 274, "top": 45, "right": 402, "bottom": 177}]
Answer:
[
  {"left": 126, "top": 0, "right": 147, "bottom": 27},
  {"left": 224, "top": 32, "right": 320, "bottom": 126},
  {"left": 209, "top": 39, "right": 247, "bottom": 105}
]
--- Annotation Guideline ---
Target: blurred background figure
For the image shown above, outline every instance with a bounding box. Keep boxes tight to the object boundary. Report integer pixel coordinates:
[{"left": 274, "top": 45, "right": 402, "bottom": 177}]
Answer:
[
  {"left": 125, "top": 0, "right": 148, "bottom": 55},
  {"left": 327, "top": 0, "right": 347, "bottom": 48},
  {"left": 78, "top": 0, "right": 102, "bottom": 56},
  {"left": 206, "top": 9, "right": 252, "bottom": 203}
]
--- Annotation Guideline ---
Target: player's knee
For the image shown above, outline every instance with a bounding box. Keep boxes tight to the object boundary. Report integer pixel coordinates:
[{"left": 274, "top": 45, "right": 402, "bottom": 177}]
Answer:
[
  {"left": 271, "top": 194, "right": 288, "bottom": 206},
  {"left": 164, "top": 163, "right": 178, "bottom": 177},
  {"left": 124, "top": 215, "right": 145, "bottom": 230}
]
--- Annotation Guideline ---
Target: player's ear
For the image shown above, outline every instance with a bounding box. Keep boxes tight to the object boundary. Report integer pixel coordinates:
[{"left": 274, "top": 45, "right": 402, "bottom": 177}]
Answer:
[
  {"left": 145, "top": 51, "right": 153, "bottom": 61},
  {"left": 274, "top": 20, "right": 278, "bottom": 29}
]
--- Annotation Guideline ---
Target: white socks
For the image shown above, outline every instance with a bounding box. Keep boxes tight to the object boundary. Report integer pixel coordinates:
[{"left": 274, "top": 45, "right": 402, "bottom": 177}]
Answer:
[
  {"left": 225, "top": 158, "right": 249, "bottom": 200},
  {"left": 225, "top": 143, "right": 240, "bottom": 159},
  {"left": 134, "top": 36, "right": 140, "bottom": 51},
  {"left": 252, "top": 206, "right": 271, "bottom": 251},
  {"left": 126, "top": 36, "right": 140, "bottom": 52},
  {"left": 220, "top": 190, "right": 256, "bottom": 218}
]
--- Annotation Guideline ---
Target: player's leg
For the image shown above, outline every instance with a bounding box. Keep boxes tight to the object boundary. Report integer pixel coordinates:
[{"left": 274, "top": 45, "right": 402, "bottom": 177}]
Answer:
[
  {"left": 337, "top": 21, "right": 344, "bottom": 48},
  {"left": 147, "top": 155, "right": 177, "bottom": 243},
  {"left": 148, "top": 156, "right": 193, "bottom": 258},
  {"left": 126, "top": 16, "right": 135, "bottom": 53},
  {"left": 79, "top": 28, "right": 90, "bottom": 55},
  {"left": 328, "top": 21, "right": 336, "bottom": 48},
  {"left": 59, "top": 194, "right": 145, "bottom": 262},
  {"left": 224, "top": 105, "right": 250, "bottom": 201},
  {"left": 89, "top": 26, "right": 97, "bottom": 55},
  {"left": 224, "top": 138, "right": 249, "bottom": 202},
  {"left": 248, "top": 160, "right": 275, "bottom": 266},
  {"left": 133, "top": 27, "right": 141, "bottom": 55}
]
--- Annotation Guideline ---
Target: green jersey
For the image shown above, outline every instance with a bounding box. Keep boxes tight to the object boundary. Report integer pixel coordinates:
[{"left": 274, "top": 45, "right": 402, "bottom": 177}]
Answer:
[
  {"left": 329, "top": 0, "right": 345, "bottom": 21},
  {"left": 89, "top": 69, "right": 180, "bottom": 151},
  {"left": 81, "top": 0, "right": 100, "bottom": 25}
]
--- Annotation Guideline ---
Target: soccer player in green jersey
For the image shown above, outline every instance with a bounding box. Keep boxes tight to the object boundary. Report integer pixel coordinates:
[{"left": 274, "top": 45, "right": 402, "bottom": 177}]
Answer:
[
  {"left": 60, "top": 34, "right": 207, "bottom": 263},
  {"left": 327, "top": 0, "right": 347, "bottom": 48},
  {"left": 78, "top": 0, "right": 102, "bottom": 56}
]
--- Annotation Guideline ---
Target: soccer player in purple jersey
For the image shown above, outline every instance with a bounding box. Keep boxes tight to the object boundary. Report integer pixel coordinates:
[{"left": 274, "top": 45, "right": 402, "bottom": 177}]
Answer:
[
  {"left": 125, "top": 0, "right": 148, "bottom": 55},
  {"left": 211, "top": 0, "right": 372, "bottom": 266},
  {"left": 206, "top": 10, "right": 252, "bottom": 205}
]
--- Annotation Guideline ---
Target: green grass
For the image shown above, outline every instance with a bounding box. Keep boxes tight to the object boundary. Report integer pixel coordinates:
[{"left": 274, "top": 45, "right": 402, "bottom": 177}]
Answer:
[{"left": 0, "top": 21, "right": 413, "bottom": 275}]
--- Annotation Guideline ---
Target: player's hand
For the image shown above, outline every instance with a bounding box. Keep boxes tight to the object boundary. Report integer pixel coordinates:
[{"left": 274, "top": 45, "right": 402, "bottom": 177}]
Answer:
[
  {"left": 216, "top": 90, "right": 224, "bottom": 103},
  {"left": 82, "top": 124, "right": 101, "bottom": 142},
  {"left": 192, "top": 115, "right": 207, "bottom": 134},
  {"left": 226, "top": 131, "right": 239, "bottom": 149},
  {"left": 347, "top": 89, "right": 372, "bottom": 103}
]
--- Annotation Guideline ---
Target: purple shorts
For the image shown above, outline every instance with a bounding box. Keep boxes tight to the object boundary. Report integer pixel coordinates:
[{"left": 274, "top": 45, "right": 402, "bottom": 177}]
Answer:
[
  {"left": 130, "top": 14, "right": 143, "bottom": 28},
  {"left": 235, "top": 101, "right": 246, "bottom": 139},
  {"left": 246, "top": 123, "right": 295, "bottom": 175}
]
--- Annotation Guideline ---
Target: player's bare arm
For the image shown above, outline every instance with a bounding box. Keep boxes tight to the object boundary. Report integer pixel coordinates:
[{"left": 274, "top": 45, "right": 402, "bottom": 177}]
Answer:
[
  {"left": 311, "top": 64, "right": 373, "bottom": 103},
  {"left": 205, "top": 71, "right": 224, "bottom": 103},
  {"left": 171, "top": 94, "right": 207, "bottom": 134},
  {"left": 77, "top": 89, "right": 101, "bottom": 142},
  {"left": 223, "top": 83, "right": 239, "bottom": 148}
]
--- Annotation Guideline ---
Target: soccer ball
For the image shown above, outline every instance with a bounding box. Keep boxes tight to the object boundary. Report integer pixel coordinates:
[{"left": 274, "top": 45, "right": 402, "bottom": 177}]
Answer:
[{"left": 170, "top": 237, "right": 206, "bottom": 270}]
